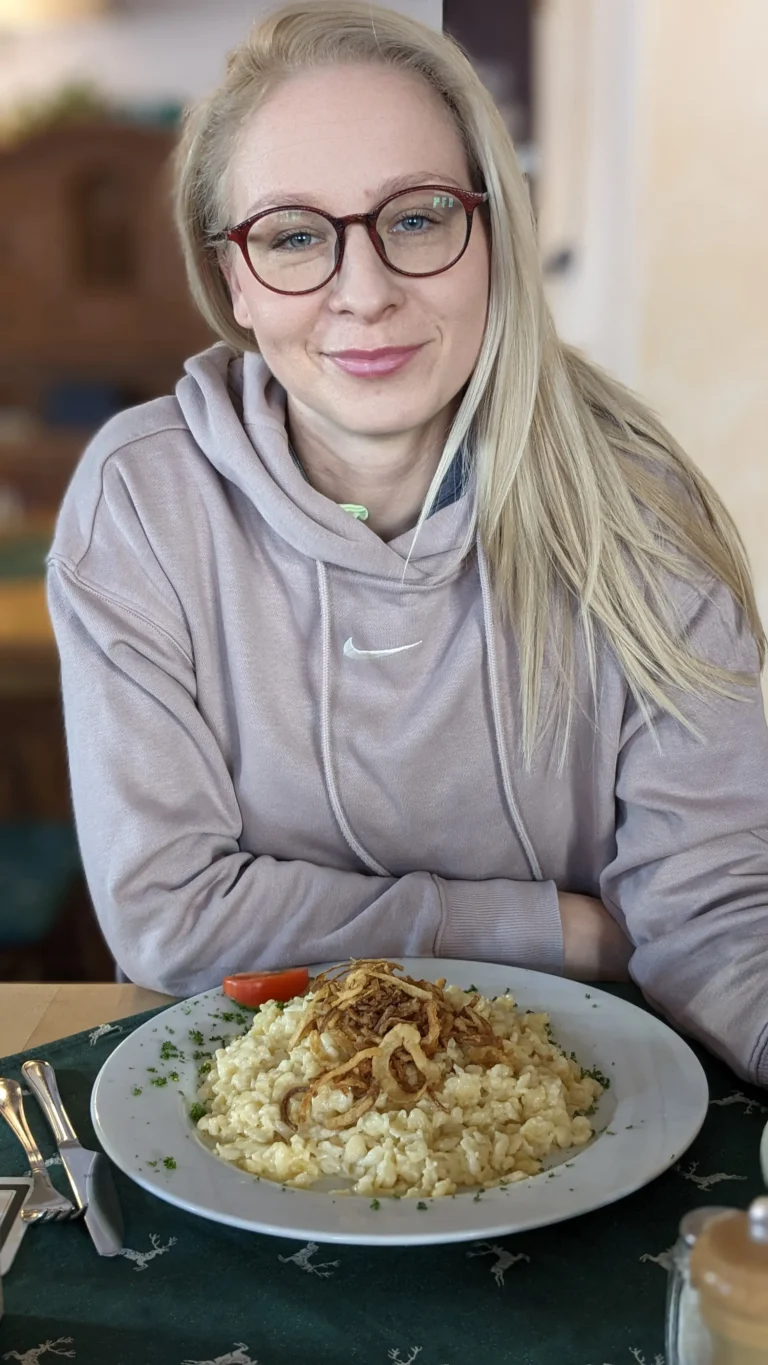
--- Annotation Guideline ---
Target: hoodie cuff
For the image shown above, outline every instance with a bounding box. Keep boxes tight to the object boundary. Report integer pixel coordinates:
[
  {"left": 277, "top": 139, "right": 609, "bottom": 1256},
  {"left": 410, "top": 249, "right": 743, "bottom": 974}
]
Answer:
[
  {"left": 755, "top": 1026, "right": 768, "bottom": 1089},
  {"left": 434, "top": 876, "right": 564, "bottom": 975}
]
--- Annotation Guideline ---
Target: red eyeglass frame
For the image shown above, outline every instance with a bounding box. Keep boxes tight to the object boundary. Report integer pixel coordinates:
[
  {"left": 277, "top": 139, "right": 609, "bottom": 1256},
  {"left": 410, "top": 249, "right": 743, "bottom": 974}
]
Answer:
[{"left": 210, "top": 184, "right": 489, "bottom": 296}]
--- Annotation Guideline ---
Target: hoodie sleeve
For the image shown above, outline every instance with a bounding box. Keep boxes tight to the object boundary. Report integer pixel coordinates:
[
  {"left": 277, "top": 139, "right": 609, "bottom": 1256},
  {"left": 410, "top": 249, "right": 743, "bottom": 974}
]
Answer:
[
  {"left": 600, "top": 576, "right": 768, "bottom": 1086},
  {"left": 47, "top": 558, "right": 563, "bottom": 997}
]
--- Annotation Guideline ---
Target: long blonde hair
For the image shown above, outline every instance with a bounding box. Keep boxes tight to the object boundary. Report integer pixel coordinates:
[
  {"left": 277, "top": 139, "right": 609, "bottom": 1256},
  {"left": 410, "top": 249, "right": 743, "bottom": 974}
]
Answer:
[{"left": 173, "top": 0, "right": 765, "bottom": 763}]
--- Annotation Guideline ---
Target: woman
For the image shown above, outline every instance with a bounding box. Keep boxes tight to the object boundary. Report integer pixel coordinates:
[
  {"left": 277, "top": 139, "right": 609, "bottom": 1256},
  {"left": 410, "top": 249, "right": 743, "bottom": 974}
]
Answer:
[{"left": 48, "top": 1, "right": 767, "bottom": 1084}]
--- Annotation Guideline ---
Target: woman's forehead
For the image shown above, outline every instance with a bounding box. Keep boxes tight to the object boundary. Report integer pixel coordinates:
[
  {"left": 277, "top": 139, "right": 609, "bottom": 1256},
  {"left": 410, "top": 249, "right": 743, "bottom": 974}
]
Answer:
[{"left": 229, "top": 63, "right": 469, "bottom": 219}]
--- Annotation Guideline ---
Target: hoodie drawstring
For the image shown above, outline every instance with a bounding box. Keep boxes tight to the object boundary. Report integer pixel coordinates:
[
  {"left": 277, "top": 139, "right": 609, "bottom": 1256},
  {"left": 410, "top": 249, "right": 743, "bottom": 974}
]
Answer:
[
  {"left": 477, "top": 539, "right": 543, "bottom": 881},
  {"left": 316, "top": 560, "right": 391, "bottom": 876},
  {"left": 316, "top": 548, "right": 540, "bottom": 884}
]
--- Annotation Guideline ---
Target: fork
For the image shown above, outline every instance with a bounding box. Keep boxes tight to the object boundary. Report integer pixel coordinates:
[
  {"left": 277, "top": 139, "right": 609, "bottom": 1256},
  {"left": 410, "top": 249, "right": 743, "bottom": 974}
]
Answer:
[{"left": 0, "top": 1077, "right": 78, "bottom": 1222}]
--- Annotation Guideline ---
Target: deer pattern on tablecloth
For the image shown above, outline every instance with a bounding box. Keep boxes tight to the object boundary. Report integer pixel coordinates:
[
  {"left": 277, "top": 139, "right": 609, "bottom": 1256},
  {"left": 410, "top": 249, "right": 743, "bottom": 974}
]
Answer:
[
  {"left": 639, "top": 1246, "right": 675, "bottom": 1272},
  {"left": 118, "top": 1232, "right": 177, "bottom": 1271},
  {"left": 87, "top": 1024, "right": 123, "bottom": 1046},
  {"left": 676, "top": 1160, "right": 748, "bottom": 1190},
  {"left": 277, "top": 1242, "right": 340, "bottom": 1277},
  {"left": 588, "top": 1352, "right": 665, "bottom": 1365},
  {"left": 180, "top": 1346, "right": 257, "bottom": 1365},
  {"left": 2, "top": 1340, "right": 76, "bottom": 1363},
  {"left": 466, "top": 1241, "right": 531, "bottom": 1285},
  {"left": 710, "top": 1090, "right": 768, "bottom": 1116}
]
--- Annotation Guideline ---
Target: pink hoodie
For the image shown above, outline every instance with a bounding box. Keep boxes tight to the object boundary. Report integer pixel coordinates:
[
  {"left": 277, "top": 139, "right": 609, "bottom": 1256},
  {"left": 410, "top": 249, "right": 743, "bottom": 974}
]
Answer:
[{"left": 48, "top": 344, "right": 768, "bottom": 1084}]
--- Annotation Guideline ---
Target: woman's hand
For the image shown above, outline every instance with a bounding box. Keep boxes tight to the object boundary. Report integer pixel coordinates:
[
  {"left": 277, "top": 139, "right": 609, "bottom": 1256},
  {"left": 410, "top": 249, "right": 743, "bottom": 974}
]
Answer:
[{"left": 558, "top": 892, "right": 633, "bottom": 981}]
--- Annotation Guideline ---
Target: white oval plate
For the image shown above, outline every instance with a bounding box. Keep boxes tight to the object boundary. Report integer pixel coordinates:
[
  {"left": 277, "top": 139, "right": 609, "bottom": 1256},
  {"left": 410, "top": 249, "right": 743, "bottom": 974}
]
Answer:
[{"left": 91, "top": 960, "right": 708, "bottom": 1246}]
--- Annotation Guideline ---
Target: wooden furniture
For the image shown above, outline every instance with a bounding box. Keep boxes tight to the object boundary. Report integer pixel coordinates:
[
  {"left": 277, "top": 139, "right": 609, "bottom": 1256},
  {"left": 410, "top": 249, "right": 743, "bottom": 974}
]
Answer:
[
  {"left": 0, "top": 982, "right": 174, "bottom": 1054},
  {"left": 0, "top": 120, "right": 214, "bottom": 967},
  {"left": 0, "top": 119, "right": 212, "bottom": 443}
]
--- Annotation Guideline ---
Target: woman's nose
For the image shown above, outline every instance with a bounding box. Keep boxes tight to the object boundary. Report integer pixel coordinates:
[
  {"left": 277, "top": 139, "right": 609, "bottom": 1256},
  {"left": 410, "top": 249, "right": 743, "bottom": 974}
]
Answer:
[{"left": 327, "top": 222, "right": 404, "bottom": 317}]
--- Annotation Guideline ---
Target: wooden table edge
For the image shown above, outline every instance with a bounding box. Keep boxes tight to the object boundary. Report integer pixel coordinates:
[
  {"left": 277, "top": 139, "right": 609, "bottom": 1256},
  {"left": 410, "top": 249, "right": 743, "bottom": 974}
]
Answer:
[{"left": 0, "top": 983, "right": 176, "bottom": 1055}]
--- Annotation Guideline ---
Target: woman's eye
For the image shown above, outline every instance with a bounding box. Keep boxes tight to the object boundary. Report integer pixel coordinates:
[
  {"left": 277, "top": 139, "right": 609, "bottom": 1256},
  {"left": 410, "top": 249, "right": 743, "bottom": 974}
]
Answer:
[
  {"left": 272, "top": 231, "right": 318, "bottom": 251},
  {"left": 393, "top": 214, "right": 435, "bottom": 232}
]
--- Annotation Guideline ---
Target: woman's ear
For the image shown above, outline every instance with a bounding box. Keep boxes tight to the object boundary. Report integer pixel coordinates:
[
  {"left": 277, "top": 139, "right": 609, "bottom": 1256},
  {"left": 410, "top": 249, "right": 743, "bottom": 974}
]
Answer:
[{"left": 221, "top": 255, "right": 254, "bottom": 332}]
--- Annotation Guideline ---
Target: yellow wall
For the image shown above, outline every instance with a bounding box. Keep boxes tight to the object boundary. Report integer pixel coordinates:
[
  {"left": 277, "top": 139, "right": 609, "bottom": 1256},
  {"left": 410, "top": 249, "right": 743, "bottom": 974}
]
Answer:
[{"left": 634, "top": 0, "right": 768, "bottom": 631}]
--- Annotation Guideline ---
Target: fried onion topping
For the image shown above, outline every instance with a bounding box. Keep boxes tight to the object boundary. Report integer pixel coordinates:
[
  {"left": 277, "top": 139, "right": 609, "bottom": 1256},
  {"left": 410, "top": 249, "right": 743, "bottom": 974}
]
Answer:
[{"left": 280, "top": 959, "right": 509, "bottom": 1132}]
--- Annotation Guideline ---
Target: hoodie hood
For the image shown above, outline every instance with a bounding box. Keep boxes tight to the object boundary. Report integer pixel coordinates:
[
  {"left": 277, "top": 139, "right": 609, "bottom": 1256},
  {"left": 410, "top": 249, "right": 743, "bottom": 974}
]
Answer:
[
  {"left": 175, "top": 342, "right": 473, "bottom": 583},
  {"left": 175, "top": 344, "right": 541, "bottom": 882}
]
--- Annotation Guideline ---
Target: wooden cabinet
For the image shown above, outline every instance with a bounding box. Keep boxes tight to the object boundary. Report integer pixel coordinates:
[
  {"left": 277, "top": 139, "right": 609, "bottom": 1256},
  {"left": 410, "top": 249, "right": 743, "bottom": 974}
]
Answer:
[{"left": 0, "top": 118, "right": 213, "bottom": 514}]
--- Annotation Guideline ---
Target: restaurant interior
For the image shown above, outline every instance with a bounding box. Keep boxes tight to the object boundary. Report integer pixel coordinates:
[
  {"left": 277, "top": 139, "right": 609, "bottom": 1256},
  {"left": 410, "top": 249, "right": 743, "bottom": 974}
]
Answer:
[
  {"left": 0, "top": 0, "right": 765, "bottom": 991},
  {"left": 0, "top": 5, "right": 766, "bottom": 1364}
]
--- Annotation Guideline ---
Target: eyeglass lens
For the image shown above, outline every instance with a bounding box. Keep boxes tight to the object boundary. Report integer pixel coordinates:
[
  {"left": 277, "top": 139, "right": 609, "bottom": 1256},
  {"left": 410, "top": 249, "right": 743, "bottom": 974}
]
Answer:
[{"left": 245, "top": 188, "right": 469, "bottom": 291}]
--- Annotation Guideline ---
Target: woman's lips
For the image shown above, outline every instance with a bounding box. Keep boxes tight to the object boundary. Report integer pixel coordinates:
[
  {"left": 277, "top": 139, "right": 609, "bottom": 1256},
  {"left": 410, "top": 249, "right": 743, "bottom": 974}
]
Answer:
[{"left": 326, "top": 345, "right": 424, "bottom": 377}]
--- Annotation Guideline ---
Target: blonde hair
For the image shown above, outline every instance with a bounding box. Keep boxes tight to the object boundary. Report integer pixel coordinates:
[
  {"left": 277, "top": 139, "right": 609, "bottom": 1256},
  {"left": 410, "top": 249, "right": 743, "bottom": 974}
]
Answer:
[{"left": 173, "top": 0, "right": 765, "bottom": 763}]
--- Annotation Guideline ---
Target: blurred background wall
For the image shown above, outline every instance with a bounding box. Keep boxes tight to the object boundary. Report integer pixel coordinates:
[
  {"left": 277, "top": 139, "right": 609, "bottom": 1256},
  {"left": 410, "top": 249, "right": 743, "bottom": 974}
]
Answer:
[
  {"left": 0, "top": 0, "right": 764, "bottom": 984},
  {"left": 0, "top": 0, "right": 442, "bottom": 106},
  {"left": 634, "top": 0, "right": 768, "bottom": 635},
  {"left": 536, "top": 0, "right": 768, "bottom": 638}
]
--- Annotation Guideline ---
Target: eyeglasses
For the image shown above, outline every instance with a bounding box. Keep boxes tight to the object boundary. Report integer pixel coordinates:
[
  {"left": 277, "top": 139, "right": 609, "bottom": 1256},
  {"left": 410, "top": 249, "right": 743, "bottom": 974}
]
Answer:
[{"left": 212, "top": 184, "right": 489, "bottom": 296}]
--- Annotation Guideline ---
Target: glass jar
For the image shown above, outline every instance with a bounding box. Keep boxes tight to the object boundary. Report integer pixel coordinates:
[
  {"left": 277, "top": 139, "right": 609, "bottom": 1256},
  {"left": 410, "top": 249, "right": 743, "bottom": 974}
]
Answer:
[
  {"left": 689, "top": 1198, "right": 768, "bottom": 1363},
  {"left": 667, "top": 1205, "right": 736, "bottom": 1365}
]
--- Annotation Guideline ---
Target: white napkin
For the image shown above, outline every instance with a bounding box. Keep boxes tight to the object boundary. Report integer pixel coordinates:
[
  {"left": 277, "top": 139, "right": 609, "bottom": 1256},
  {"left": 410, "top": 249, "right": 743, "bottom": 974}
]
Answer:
[{"left": 0, "top": 1177, "right": 32, "bottom": 1275}]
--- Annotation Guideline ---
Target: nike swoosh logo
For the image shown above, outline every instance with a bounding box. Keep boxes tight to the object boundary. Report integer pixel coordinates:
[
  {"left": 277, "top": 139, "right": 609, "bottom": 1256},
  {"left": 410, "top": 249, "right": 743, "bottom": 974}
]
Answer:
[{"left": 343, "top": 637, "right": 423, "bottom": 660}]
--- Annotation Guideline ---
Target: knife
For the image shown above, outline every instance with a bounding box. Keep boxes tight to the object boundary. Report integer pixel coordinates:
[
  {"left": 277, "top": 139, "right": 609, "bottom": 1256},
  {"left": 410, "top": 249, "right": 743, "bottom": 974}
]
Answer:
[{"left": 21, "top": 1059, "right": 124, "bottom": 1257}]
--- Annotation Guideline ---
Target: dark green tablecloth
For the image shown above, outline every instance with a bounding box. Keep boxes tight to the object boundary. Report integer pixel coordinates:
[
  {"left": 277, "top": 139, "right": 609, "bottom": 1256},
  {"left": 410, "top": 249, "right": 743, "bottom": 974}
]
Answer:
[{"left": 0, "top": 987, "right": 765, "bottom": 1365}]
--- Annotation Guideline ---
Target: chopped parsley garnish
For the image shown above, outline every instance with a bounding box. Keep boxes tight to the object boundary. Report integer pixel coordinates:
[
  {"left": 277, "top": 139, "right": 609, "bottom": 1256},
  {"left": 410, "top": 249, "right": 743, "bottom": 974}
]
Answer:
[
  {"left": 132, "top": 1086, "right": 143, "bottom": 1097},
  {"left": 147, "top": 1159, "right": 158, "bottom": 1169},
  {"left": 467, "top": 984, "right": 478, "bottom": 993},
  {"left": 168, "top": 1070, "right": 180, "bottom": 1083},
  {"left": 473, "top": 1191, "right": 483, "bottom": 1202},
  {"left": 416, "top": 1201, "right": 428, "bottom": 1211},
  {"left": 160, "top": 1040, "right": 182, "bottom": 1061},
  {"left": 146, "top": 1066, "right": 157, "bottom": 1073},
  {"left": 193, "top": 1049, "right": 211, "bottom": 1061},
  {"left": 198, "top": 1061, "right": 212, "bottom": 1077},
  {"left": 189, "top": 1102, "right": 207, "bottom": 1123},
  {"left": 581, "top": 1065, "right": 611, "bottom": 1089},
  {"left": 370, "top": 1198, "right": 381, "bottom": 1211},
  {"left": 162, "top": 1156, "right": 177, "bottom": 1170},
  {"left": 150, "top": 1076, "right": 168, "bottom": 1088},
  {"left": 189, "top": 1029, "right": 205, "bottom": 1046}
]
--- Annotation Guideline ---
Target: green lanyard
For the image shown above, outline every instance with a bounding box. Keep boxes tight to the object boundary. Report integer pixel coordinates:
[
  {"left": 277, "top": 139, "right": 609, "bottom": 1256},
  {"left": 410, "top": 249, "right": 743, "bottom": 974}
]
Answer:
[{"left": 289, "top": 442, "right": 369, "bottom": 522}]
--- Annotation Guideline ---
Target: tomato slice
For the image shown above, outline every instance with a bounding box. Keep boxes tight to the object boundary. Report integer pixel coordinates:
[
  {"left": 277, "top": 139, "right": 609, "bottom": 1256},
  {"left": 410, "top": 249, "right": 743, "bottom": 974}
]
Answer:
[{"left": 222, "top": 967, "right": 310, "bottom": 1009}]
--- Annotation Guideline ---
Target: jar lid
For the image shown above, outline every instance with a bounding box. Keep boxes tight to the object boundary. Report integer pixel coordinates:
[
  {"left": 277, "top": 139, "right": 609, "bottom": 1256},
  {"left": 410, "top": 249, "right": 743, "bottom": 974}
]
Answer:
[
  {"left": 691, "top": 1201, "right": 768, "bottom": 1329},
  {"left": 679, "top": 1205, "right": 735, "bottom": 1247}
]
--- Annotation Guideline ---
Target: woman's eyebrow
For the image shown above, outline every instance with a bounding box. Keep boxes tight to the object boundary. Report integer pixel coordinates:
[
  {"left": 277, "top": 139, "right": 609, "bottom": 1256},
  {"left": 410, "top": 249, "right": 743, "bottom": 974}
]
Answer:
[{"left": 240, "top": 172, "right": 465, "bottom": 220}]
